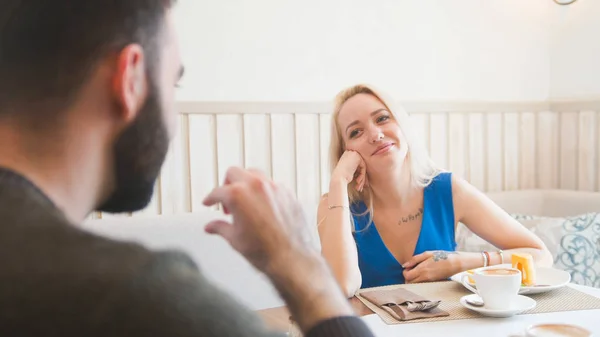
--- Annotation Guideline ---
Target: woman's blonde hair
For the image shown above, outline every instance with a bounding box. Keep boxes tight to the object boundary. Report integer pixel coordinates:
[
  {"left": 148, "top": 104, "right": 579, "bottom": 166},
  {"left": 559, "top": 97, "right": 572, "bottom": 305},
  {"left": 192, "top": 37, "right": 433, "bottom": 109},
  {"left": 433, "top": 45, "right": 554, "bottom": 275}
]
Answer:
[{"left": 328, "top": 84, "right": 441, "bottom": 228}]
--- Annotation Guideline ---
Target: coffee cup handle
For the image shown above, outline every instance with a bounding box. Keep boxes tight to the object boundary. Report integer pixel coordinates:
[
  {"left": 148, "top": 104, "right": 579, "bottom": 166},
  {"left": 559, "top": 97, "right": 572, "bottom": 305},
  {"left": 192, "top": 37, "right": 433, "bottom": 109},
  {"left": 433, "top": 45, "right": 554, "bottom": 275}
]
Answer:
[{"left": 461, "top": 274, "right": 478, "bottom": 294}]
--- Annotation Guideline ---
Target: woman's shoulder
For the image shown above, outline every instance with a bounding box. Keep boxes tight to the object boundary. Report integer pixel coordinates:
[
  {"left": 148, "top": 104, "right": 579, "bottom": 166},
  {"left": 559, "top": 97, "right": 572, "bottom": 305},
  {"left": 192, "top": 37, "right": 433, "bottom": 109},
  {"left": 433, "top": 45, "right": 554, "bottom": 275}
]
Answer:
[
  {"left": 432, "top": 170, "right": 452, "bottom": 182},
  {"left": 434, "top": 171, "right": 472, "bottom": 196},
  {"left": 427, "top": 170, "right": 479, "bottom": 198},
  {"left": 425, "top": 170, "right": 453, "bottom": 191},
  {"left": 426, "top": 171, "right": 480, "bottom": 219}
]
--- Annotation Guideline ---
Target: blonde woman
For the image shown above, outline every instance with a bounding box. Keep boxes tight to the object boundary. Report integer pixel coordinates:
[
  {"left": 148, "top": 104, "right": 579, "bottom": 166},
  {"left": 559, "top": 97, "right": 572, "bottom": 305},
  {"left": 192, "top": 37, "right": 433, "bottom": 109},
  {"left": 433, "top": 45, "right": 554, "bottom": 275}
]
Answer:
[{"left": 317, "top": 84, "right": 553, "bottom": 296}]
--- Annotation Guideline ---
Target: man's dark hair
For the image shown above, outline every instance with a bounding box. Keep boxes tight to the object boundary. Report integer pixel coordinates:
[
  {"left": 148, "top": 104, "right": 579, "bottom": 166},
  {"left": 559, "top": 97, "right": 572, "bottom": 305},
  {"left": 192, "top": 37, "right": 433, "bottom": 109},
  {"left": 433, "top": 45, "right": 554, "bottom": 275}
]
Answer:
[{"left": 0, "top": 0, "right": 176, "bottom": 124}]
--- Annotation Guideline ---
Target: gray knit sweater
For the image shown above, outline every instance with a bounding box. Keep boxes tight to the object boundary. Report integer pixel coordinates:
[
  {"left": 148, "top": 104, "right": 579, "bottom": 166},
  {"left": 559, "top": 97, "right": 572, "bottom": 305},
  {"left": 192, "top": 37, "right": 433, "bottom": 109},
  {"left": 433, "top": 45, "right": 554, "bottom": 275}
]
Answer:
[{"left": 0, "top": 167, "right": 374, "bottom": 337}]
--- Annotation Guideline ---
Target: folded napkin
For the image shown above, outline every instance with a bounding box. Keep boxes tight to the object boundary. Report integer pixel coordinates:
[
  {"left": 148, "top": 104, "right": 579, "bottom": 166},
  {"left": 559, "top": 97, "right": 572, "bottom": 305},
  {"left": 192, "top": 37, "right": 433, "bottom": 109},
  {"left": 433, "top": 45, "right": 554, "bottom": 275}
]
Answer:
[{"left": 360, "top": 288, "right": 449, "bottom": 321}]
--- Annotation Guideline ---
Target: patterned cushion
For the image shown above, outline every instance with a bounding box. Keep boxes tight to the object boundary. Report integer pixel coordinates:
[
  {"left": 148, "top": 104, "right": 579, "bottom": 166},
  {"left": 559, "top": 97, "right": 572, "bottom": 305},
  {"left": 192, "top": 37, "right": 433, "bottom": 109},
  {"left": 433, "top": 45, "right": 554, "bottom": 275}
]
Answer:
[
  {"left": 553, "top": 213, "right": 600, "bottom": 288},
  {"left": 456, "top": 213, "right": 600, "bottom": 287}
]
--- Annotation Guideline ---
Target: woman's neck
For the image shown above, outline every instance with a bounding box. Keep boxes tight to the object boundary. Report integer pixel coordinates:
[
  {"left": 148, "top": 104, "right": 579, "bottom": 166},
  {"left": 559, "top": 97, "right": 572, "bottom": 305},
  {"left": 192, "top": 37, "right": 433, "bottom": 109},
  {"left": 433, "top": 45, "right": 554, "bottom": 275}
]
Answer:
[{"left": 367, "top": 162, "right": 415, "bottom": 209}]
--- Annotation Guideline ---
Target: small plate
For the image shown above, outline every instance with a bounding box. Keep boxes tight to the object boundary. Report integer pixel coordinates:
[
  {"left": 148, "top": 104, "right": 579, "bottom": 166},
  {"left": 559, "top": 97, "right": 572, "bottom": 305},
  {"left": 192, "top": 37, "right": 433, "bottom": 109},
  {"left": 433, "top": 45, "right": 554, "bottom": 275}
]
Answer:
[
  {"left": 460, "top": 294, "right": 536, "bottom": 318},
  {"left": 450, "top": 264, "right": 571, "bottom": 295}
]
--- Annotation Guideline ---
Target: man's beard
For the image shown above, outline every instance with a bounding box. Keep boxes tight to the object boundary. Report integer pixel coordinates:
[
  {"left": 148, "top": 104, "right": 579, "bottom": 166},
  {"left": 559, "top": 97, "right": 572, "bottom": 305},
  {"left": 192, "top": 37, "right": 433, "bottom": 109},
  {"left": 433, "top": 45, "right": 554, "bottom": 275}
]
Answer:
[{"left": 97, "top": 80, "right": 170, "bottom": 213}]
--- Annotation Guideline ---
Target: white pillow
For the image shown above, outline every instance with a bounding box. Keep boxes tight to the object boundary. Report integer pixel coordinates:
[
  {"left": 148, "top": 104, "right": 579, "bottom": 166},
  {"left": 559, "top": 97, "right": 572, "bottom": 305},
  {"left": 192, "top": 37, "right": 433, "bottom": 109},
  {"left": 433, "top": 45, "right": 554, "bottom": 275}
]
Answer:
[{"left": 515, "top": 216, "right": 565, "bottom": 259}]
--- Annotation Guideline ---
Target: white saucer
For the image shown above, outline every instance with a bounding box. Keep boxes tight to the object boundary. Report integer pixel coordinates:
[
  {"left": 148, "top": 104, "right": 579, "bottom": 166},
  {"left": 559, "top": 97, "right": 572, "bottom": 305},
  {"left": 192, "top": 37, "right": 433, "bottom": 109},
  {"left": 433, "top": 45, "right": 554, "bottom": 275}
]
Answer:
[
  {"left": 460, "top": 294, "right": 536, "bottom": 318},
  {"left": 450, "top": 264, "right": 571, "bottom": 295}
]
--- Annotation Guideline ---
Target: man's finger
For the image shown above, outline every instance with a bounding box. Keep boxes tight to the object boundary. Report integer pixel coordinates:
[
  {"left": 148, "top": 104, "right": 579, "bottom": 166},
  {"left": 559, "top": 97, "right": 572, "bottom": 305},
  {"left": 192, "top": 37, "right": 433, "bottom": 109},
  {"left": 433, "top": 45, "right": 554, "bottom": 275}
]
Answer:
[
  {"left": 203, "top": 185, "right": 233, "bottom": 208},
  {"left": 218, "top": 167, "right": 268, "bottom": 212},
  {"left": 222, "top": 166, "right": 252, "bottom": 184},
  {"left": 205, "top": 220, "right": 235, "bottom": 241},
  {"left": 246, "top": 167, "right": 268, "bottom": 178},
  {"left": 246, "top": 168, "right": 278, "bottom": 188}
]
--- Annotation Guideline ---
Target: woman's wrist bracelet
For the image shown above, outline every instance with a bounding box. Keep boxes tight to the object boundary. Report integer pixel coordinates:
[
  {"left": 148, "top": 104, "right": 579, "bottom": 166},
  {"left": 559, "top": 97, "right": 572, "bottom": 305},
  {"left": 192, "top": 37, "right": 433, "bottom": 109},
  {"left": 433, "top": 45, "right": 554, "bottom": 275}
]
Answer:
[
  {"left": 484, "top": 251, "right": 491, "bottom": 266},
  {"left": 328, "top": 205, "right": 349, "bottom": 210}
]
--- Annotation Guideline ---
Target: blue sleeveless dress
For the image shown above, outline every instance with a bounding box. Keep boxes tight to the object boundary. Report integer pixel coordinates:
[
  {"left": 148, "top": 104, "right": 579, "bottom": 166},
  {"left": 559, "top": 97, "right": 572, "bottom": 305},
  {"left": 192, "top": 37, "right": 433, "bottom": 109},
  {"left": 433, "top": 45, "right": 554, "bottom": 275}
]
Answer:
[{"left": 351, "top": 172, "right": 457, "bottom": 288}]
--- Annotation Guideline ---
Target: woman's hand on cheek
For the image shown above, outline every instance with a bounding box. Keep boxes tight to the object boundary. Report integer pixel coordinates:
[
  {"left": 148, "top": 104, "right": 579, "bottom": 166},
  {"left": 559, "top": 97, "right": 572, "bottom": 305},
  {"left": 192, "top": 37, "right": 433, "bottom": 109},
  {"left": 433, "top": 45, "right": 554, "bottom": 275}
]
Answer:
[
  {"left": 350, "top": 150, "right": 368, "bottom": 192},
  {"left": 331, "top": 150, "right": 368, "bottom": 191},
  {"left": 402, "top": 251, "right": 459, "bottom": 284}
]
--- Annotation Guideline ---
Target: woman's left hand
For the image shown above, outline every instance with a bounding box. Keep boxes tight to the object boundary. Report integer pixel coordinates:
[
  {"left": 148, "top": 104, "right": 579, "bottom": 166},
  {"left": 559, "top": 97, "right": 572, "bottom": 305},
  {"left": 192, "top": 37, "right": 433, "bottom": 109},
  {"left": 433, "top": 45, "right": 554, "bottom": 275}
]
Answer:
[{"left": 402, "top": 251, "right": 460, "bottom": 283}]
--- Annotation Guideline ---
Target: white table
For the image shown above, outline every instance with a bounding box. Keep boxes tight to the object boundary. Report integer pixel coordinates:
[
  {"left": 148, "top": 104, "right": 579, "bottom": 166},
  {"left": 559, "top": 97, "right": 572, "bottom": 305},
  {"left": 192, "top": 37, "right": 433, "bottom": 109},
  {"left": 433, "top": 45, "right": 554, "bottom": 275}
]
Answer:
[{"left": 360, "top": 284, "right": 600, "bottom": 336}]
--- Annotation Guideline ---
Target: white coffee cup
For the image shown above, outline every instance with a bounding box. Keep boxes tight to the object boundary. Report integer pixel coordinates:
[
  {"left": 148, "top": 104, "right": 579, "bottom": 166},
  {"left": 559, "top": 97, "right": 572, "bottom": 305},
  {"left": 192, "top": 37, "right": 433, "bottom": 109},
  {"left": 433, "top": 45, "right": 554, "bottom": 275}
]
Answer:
[
  {"left": 524, "top": 323, "right": 593, "bottom": 337},
  {"left": 461, "top": 267, "right": 522, "bottom": 310}
]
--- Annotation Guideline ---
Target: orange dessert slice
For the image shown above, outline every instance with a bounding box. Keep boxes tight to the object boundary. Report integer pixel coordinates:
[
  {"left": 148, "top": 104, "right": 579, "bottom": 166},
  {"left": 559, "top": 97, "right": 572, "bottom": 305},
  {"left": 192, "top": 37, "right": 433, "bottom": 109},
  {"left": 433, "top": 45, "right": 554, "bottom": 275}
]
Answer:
[
  {"left": 511, "top": 253, "right": 536, "bottom": 286},
  {"left": 466, "top": 269, "right": 475, "bottom": 284}
]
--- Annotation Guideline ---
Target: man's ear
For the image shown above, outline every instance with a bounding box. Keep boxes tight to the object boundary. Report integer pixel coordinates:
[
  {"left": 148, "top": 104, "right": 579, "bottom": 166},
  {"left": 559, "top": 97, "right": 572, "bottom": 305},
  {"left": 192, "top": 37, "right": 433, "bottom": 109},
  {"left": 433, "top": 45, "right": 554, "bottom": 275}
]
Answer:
[{"left": 112, "top": 44, "right": 148, "bottom": 123}]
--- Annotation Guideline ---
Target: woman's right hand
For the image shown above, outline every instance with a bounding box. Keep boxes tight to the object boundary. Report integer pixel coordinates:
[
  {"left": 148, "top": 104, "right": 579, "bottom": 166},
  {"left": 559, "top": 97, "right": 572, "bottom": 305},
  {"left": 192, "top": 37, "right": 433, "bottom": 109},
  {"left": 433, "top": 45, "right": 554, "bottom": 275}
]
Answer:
[{"left": 331, "top": 150, "right": 367, "bottom": 192}]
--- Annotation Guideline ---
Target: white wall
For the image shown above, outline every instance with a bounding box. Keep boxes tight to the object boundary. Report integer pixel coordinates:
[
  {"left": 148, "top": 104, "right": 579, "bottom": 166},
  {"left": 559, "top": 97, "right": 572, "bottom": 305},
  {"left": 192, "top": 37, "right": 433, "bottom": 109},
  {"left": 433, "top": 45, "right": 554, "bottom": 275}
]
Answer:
[
  {"left": 173, "top": 0, "right": 551, "bottom": 102},
  {"left": 91, "top": 100, "right": 600, "bottom": 222},
  {"left": 550, "top": 0, "right": 600, "bottom": 100}
]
